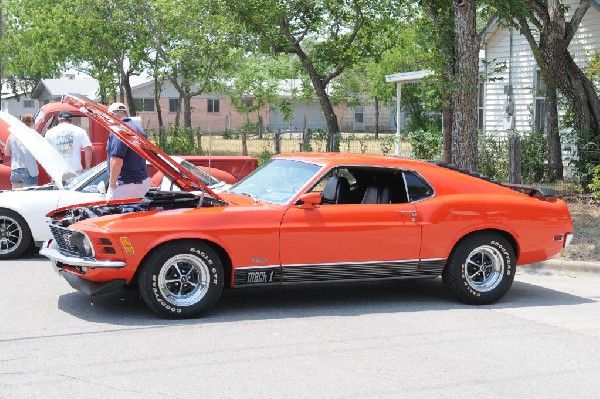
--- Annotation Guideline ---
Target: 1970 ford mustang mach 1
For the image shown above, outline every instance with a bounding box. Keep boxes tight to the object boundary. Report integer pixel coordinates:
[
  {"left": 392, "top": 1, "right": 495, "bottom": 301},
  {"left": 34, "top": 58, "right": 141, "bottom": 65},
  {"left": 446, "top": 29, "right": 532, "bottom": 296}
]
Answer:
[{"left": 41, "top": 95, "right": 574, "bottom": 319}]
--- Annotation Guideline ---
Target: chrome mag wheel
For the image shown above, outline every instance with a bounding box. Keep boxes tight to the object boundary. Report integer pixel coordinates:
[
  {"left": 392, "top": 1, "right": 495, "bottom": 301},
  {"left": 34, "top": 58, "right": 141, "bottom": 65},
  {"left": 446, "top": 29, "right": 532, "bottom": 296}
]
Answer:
[
  {"left": 157, "top": 254, "right": 211, "bottom": 307},
  {"left": 0, "top": 215, "right": 23, "bottom": 255},
  {"left": 464, "top": 245, "right": 505, "bottom": 292}
]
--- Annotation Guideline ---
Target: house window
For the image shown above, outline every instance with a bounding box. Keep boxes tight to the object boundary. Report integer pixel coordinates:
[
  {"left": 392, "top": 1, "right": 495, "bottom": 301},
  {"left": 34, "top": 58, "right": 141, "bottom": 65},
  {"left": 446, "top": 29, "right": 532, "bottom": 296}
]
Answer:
[
  {"left": 24, "top": 100, "right": 35, "bottom": 108},
  {"left": 477, "top": 80, "right": 485, "bottom": 130},
  {"left": 534, "top": 69, "right": 547, "bottom": 134},
  {"left": 169, "top": 98, "right": 179, "bottom": 113},
  {"left": 354, "top": 106, "right": 364, "bottom": 123},
  {"left": 242, "top": 98, "right": 253, "bottom": 108},
  {"left": 208, "top": 99, "right": 220, "bottom": 113},
  {"left": 134, "top": 98, "right": 155, "bottom": 112}
]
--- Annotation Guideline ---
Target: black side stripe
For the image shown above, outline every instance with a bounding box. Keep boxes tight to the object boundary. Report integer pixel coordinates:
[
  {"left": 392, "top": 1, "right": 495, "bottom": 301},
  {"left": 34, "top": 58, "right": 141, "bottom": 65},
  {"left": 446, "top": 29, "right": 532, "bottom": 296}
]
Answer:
[{"left": 233, "top": 259, "right": 446, "bottom": 287}]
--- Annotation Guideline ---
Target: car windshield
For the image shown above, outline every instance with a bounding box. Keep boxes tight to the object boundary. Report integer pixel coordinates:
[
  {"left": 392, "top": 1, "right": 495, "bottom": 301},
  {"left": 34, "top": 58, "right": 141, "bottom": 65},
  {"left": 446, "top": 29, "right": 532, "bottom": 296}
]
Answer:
[
  {"left": 229, "top": 158, "right": 322, "bottom": 204},
  {"left": 65, "top": 162, "right": 107, "bottom": 190}
]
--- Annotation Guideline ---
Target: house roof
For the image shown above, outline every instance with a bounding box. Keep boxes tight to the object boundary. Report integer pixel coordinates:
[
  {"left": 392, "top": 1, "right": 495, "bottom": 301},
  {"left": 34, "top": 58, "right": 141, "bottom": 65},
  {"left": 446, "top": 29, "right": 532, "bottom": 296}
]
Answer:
[
  {"left": 385, "top": 70, "right": 435, "bottom": 84},
  {"left": 31, "top": 78, "right": 99, "bottom": 100}
]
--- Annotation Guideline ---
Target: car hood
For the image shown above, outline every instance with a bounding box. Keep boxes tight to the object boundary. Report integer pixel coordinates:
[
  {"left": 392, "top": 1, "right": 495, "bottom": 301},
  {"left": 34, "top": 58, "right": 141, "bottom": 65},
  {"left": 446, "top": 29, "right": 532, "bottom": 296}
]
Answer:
[
  {"left": 62, "top": 94, "right": 222, "bottom": 201},
  {"left": 0, "top": 111, "right": 77, "bottom": 189}
]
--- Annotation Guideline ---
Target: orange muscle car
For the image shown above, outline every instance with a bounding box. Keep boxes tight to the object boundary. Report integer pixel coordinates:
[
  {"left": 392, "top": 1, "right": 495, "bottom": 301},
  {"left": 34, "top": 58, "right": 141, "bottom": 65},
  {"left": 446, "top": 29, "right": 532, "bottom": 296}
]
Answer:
[{"left": 41, "top": 95, "right": 574, "bottom": 319}]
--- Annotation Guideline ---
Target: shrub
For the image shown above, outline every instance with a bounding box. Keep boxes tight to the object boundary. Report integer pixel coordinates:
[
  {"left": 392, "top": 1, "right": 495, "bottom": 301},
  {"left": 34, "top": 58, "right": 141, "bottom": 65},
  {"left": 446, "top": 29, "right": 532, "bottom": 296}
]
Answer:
[
  {"left": 587, "top": 165, "right": 600, "bottom": 198},
  {"left": 221, "top": 129, "right": 239, "bottom": 140},
  {"left": 478, "top": 132, "right": 508, "bottom": 181},
  {"left": 406, "top": 128, "right": 442, "bottom": 160}
]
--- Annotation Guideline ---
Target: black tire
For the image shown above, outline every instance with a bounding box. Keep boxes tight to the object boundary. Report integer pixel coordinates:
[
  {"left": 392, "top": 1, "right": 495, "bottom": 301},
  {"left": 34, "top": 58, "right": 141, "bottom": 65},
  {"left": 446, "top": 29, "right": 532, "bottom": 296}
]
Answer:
[
  {"left": 138, "top": 240, "right": 224, "bottom": 319},
  {"left": 0, "top": 209, "right": 32, "bottom": 259},
  {"left": 442, "top": 232, "right": 516, "bottom": 305}
]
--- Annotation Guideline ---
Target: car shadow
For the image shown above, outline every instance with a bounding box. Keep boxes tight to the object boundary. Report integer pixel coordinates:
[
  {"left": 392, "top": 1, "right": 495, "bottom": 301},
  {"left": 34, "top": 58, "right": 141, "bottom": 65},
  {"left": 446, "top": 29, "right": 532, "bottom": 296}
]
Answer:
[{"left": 56, "top": 277, "right": 596, "bottom": 326}]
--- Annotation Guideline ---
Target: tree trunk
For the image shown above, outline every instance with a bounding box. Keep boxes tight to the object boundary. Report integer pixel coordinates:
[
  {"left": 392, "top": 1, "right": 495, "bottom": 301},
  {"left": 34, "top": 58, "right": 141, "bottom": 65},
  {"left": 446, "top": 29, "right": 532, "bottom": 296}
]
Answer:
[
  {"left": 547, "top": 54, "right": 600, "bottom": 139},
  {"left": 241, "top": 115, "right": 249, "bottom": 156},
  {"left": 124, "top": 72, "right": 136, "bottom": 116},
  {"left": 183, "top": 93, "right": 192, "bottom": 128},
  {"left": 300, "top": 60, "right": 340, "bottom": 151},
  {"left": 451, "top": 0, "right": 479, "bottom": 171},
  {"left": 175, "top": 92, "right": 183, "bottom": 127},
  {"left": 442, "top": 90, "right": 453, "bottom": 164},
  {"left": 516, "top": 1, "right": 600, "bottom": 139},
  {"left": 545, "top": 83, "right": 563, "bottom": 181},
  {"left": 153, "top": 76, "right": 164, "bottom": 136}
]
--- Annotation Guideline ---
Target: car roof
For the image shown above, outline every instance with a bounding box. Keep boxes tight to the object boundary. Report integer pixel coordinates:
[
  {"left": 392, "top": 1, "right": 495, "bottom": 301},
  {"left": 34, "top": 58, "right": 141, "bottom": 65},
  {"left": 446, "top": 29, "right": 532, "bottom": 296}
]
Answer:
[{"left": 275, "top": 152, "right": 433, "bottom": 170}]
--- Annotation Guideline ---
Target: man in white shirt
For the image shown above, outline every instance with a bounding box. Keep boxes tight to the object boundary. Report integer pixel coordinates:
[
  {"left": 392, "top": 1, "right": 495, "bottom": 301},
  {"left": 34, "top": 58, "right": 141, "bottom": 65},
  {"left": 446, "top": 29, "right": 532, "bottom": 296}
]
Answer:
[{"left": 44, "top": 110, "right": 92, "bottom": 174}]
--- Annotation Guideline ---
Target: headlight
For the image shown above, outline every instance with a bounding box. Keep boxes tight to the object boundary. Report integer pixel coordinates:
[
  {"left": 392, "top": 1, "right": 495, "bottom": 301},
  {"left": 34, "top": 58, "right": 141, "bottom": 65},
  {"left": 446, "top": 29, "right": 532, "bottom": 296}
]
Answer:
[{"left": 69, "top": 231, "right": 95, "bottom": 258}]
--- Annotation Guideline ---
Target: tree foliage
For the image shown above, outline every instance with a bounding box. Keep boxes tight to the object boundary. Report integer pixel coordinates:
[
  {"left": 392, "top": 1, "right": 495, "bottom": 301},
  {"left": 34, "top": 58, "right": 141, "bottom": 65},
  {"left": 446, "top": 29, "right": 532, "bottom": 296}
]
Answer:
[{"left": 223, "top": 0, "right": 403, "bottom": 150}]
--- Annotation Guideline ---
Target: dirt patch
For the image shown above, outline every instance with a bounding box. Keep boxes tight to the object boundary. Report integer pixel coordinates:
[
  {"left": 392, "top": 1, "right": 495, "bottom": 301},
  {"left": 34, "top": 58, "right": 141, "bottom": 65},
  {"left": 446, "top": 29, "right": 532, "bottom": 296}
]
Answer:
[{"left": 554, "top": 197, "right": 600, "bottom": 262}]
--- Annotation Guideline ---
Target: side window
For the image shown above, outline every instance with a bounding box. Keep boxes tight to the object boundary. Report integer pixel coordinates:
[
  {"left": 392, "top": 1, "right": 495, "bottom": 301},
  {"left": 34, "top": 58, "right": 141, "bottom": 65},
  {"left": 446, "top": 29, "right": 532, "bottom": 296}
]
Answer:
[
  {"left": 309, "top": 168, "right": 357, "bottom": 194},
  {"left": 404, "top": 171, "right": 433, "bottom": 202}
]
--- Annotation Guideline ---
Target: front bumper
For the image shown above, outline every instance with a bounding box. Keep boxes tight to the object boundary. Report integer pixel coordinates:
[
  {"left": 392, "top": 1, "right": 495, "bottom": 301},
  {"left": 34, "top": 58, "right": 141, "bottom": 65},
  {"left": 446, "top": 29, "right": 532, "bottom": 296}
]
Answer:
[
  {"left": 40, "top": 246, "right": 126, "bottom": 268},
  {"left": 58, "top": 269, "right": 126, "bottom": 296}
]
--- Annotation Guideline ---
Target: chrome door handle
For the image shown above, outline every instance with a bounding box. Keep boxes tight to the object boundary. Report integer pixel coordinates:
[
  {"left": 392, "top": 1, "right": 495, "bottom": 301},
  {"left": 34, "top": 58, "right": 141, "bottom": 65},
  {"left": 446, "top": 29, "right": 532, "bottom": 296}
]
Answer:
[{"left": 398, "top": 210, "right": 417, "bottom": 222}]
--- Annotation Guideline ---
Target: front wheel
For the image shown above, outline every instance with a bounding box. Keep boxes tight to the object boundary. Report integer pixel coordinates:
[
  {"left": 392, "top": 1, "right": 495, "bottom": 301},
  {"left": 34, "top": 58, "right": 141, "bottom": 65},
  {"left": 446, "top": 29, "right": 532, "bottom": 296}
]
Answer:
[
  {"left": 138, "top": 241, "right": 224, "bottom": 319},
  {"left": 0, "top": 209, "right": 32, "bottom": 259},
  {"left": 442, "top": 233, "right": 516, "bottom": 305}
]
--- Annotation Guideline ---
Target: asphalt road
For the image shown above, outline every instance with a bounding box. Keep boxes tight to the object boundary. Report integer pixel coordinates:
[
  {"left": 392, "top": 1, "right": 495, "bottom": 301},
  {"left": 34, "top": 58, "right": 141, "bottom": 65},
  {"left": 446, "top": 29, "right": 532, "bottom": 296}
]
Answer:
[{"left": 1, "top": 255, "right": 599, "bottom": 398}]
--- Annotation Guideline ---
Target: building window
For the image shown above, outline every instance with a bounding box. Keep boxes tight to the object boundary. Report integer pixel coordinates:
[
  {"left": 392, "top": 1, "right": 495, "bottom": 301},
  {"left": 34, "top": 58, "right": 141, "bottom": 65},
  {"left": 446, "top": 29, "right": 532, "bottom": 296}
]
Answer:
[
  {"left": 242, "top": 98, "right": 253, "bottom": 108},
  {"left": 134, "top": 98, "right": 155, "bottom": 112},
  {"left": 354, "top": 106, "right": 364, "bottom": 123},
  {"left": 534, "top": 69, "right": 547, "bottom": 133},
  {"left": 477, "top": 80, "right": 485, "bottom": 130},
  {"left": 24, "top": 100, "right": 35, "bottom": 108},
  {"left": 208, "top": 99, "right": 220, "bottom": 113},
  {"left": 169, "top": 98, "right": 179, "bottom": 113}
]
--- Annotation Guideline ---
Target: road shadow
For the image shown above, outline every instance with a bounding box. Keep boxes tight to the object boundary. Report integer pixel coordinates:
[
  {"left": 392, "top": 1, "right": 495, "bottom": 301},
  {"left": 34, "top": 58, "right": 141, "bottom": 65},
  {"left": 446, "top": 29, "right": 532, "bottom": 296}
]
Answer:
[{"left": 56, "top": 276, "right": 596, "bottom": 327}]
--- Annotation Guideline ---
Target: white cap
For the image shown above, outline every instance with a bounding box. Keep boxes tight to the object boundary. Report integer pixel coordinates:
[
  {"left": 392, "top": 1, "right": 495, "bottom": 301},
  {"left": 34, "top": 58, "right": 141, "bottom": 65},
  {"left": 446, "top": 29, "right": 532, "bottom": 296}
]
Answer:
[{"left": 108, "top": 102, "right": 127, "bottom": 113}]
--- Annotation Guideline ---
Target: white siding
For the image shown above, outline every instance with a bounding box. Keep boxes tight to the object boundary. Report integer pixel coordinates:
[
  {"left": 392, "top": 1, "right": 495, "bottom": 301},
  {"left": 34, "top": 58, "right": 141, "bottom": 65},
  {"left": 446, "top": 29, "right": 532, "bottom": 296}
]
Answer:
[{"left": 482, "top": 0, "right": 600, "bottom": 136}]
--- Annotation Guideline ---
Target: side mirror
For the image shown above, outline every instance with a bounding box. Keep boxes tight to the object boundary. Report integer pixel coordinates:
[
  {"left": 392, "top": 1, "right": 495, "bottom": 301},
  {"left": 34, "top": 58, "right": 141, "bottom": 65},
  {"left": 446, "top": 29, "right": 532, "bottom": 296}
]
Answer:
[
  {"left": 97, "top": 180, "right": 107, "bottom": 194},
  {"left": 296, "top": 192, "right": 322, "bottom": 209}
]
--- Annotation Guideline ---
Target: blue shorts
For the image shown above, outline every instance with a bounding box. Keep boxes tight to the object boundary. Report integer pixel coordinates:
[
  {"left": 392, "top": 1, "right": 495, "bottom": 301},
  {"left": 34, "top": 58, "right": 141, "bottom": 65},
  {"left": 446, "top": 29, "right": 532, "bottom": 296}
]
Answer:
[{"left": 10, "top": 168, "right": 38, "bottom": 186}]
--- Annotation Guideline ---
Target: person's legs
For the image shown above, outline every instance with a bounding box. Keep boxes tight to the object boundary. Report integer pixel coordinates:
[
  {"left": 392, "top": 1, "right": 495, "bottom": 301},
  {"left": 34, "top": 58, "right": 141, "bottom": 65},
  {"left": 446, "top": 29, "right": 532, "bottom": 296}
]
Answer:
[{"left": 10, "top": 168, "right": 31, "bottom": 189}]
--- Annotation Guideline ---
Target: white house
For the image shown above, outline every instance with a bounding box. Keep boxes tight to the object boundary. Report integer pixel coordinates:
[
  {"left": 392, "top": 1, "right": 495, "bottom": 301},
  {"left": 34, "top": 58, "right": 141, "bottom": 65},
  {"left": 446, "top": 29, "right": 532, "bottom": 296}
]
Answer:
[
  {"left": 479, "top": 0, "right": 600, "bottom": 135},
  {"left": 1, "top": 80, "right": 38, "bottom": 118},
  {"left": 30, "top": 76, "right": 100, "bottom": 105}
]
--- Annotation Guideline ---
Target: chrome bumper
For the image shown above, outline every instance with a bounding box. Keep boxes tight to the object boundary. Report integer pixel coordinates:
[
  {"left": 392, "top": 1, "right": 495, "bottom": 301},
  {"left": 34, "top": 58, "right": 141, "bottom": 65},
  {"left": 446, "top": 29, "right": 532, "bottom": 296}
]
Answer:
[{"left": 40, "top": 246, "right": 126, "bottom": 269}]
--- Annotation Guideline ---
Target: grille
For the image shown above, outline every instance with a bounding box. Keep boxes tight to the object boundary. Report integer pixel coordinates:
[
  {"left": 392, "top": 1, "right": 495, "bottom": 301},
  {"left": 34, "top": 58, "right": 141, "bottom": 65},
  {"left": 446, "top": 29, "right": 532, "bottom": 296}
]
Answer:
[{"left": 49, "top": 225, "right": 80, "bottom": 257}]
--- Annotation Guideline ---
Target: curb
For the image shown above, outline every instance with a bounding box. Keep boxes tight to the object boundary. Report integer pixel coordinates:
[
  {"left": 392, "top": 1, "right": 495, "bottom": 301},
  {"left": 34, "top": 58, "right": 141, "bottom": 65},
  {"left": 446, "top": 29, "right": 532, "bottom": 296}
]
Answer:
[{"left": 519, "top": 259, "right": 600, "bottom": 275}]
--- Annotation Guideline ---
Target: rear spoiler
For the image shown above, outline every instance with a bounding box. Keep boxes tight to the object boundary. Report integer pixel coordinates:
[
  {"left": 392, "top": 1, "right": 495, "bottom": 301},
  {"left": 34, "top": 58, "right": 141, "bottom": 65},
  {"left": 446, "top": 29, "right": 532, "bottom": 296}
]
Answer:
[{"left": 502, "top": 183, "right": 556, "bottom": 198}]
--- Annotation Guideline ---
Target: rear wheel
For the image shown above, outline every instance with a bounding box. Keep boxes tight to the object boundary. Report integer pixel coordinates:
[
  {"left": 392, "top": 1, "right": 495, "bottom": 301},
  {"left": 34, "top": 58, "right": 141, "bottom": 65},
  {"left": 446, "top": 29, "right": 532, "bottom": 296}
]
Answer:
[
  {"left": 0, "top": 209, "right": 32, "bottom": 259},
  {"left": 138, "top": 241, "right": 223, "bottom": 319},
  {"left": 442, "top": 232, "right": 516, "bottom": 305}
]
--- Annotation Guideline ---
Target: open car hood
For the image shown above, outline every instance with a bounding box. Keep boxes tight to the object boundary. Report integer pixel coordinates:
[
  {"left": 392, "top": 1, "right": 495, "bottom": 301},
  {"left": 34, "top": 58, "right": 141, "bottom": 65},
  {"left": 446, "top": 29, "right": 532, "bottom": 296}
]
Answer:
[
  {"left": 0, "top": 111, "right": 76, "bottom": 189},
  {"left": 62, "top": 94, "right": 222, "bottom": 201}
]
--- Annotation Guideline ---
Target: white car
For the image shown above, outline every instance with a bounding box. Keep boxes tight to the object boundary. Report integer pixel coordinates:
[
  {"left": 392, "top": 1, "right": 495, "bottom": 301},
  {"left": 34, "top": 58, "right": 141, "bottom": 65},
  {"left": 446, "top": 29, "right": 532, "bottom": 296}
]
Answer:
[{"left": 0, "top": 111, "right": 229, "bottom": 259}]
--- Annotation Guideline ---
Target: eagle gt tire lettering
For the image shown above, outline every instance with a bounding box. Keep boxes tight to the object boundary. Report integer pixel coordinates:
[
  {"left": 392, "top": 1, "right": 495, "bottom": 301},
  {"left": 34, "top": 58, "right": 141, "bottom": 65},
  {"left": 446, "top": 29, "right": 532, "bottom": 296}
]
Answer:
[
  {"left": 442, "top": 232, "right": 515, "bottom": 305},
  {"left": 139, "top": 240, "right": 224, "bottom": 319}
]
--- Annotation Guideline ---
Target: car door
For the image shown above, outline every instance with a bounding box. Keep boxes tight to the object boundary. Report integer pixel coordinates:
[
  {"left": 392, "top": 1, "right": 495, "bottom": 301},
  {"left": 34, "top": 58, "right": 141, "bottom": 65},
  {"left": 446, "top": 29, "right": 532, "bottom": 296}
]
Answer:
[{"left": 278, "top": 170, "right": 422, "bottom": 284}]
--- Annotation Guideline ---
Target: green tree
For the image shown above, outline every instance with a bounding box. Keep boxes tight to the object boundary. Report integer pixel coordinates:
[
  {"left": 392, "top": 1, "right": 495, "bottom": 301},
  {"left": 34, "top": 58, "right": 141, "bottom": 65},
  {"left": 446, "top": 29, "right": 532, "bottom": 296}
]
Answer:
[
  {"left": 150, "top": 0, "right": 242, "bottom": 128},
  {"left": 225, "top": 0, "right": 401, "bottom": 151},
  {"left": 2, "top": 0, "right": 153, "bottom": 111}
]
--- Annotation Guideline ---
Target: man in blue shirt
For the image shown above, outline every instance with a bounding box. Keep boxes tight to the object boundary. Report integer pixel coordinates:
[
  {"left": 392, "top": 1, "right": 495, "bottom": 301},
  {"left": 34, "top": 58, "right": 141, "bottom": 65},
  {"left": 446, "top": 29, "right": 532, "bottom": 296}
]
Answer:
[{"left": 106, "top": 102, "right": 150, "bottom": 200}]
